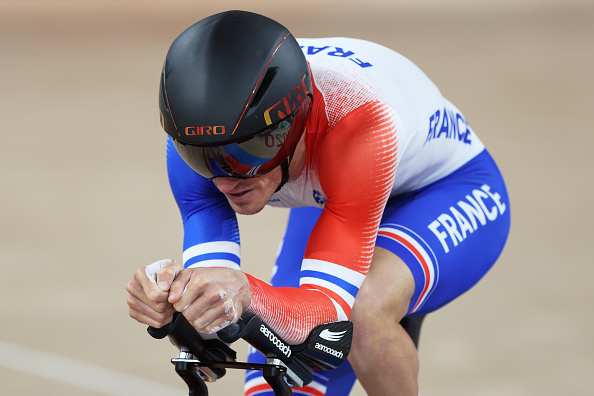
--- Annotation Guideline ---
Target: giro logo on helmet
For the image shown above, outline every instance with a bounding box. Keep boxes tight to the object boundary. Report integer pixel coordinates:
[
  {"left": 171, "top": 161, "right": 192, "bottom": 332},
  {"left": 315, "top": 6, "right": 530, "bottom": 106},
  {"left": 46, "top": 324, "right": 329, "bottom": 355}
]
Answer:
[
  {"left": 185, "top": 126, "right": 226, "bottom": 136},
  {"left": 263, "top": 74, "right": 310, "bottom": 126}
]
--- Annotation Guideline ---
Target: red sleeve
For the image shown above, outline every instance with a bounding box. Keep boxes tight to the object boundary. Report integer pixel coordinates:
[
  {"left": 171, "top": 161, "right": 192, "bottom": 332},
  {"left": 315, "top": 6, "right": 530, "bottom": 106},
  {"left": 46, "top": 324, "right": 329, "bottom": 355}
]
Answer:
[
  {"left": 247, "top": 101, "right": 399, "bottom": 344},
  {"left": 309, "top": 101, "right": 399, "bottom": 271}
]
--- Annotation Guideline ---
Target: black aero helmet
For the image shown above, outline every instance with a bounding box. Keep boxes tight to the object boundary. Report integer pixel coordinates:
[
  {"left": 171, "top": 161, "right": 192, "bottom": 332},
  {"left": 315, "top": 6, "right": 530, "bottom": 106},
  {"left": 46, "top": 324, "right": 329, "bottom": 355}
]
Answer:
[{"left": 159, "top": 10, "right": 313, "bottom": 181}]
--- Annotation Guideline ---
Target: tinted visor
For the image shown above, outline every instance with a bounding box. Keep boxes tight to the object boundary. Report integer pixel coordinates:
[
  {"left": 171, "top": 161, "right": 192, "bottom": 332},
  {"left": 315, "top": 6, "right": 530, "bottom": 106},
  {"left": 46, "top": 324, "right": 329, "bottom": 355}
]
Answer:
[{"left": 174, "top": 96, "right": 310, "bottom": 179}]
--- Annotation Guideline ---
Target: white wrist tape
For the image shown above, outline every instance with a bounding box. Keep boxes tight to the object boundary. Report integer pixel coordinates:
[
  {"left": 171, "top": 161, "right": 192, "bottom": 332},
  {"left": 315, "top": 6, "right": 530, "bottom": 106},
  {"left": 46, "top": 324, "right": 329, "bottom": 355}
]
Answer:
[{"left": 145, "top": 259, "right": 179, "bottom": 286}]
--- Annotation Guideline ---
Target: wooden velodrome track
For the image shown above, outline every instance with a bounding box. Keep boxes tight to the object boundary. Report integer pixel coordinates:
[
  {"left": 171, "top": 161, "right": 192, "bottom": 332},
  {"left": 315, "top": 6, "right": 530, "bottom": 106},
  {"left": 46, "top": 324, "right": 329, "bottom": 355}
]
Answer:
[{"left": 1, "top": 1, "right": 592, "bottom": 395}]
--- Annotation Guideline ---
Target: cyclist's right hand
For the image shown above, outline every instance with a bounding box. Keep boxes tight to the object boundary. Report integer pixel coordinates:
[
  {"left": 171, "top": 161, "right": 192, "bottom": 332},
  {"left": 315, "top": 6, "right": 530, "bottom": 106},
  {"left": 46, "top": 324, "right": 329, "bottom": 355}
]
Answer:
[{"left": 126, "top": 259, "right": 181, "bottom": 328}]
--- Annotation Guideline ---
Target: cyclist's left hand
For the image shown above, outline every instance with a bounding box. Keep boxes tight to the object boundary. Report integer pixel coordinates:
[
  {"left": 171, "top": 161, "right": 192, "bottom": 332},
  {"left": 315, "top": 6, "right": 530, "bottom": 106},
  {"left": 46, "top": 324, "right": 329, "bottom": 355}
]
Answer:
[{"left": 168, "top": 267, "right": 251, "bottom": 333}]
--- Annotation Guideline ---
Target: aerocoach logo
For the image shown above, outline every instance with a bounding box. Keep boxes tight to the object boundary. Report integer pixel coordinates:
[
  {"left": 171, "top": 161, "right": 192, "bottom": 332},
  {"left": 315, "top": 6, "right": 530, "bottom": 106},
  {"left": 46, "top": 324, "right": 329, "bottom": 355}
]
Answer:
[
  {"left": 260, "top": 324, "right": 292, "bottom": 358},
  {"left": 320, "top": 329, "right": 347, "bottom": 342},
  {"left": 314, "top": 343, "right": 344, "bottom": 359}
]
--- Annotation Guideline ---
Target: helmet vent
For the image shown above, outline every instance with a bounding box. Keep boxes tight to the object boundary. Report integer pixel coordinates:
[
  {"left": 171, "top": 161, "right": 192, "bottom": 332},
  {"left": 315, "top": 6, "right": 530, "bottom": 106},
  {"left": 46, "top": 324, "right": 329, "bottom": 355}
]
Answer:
[{"left": 250, "top": 67, "right": 277, "bottom": 108}]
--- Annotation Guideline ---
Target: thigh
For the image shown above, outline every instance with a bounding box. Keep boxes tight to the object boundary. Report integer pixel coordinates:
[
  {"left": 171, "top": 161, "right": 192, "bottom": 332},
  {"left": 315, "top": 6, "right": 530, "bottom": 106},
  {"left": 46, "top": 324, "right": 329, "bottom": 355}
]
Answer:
[
  {"left": 352, "top": 246, "right": 415, "bottom": 323},
  {"left": 376, "top": 150, "right": 511, "bottom": 316}
]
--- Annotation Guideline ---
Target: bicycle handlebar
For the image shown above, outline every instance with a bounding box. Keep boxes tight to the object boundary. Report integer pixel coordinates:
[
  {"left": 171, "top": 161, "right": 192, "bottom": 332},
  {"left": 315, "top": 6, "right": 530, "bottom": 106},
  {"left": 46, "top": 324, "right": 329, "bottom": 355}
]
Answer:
[{"left": 148, "top": 313, "right": 353, "bottom": 396}]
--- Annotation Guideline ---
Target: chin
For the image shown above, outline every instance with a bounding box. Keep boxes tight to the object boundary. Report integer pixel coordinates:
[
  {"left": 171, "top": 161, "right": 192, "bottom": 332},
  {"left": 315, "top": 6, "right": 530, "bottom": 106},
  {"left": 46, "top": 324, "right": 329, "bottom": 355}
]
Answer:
[{"left": 230, "top": 202, "right": 267, "bottom": 216}]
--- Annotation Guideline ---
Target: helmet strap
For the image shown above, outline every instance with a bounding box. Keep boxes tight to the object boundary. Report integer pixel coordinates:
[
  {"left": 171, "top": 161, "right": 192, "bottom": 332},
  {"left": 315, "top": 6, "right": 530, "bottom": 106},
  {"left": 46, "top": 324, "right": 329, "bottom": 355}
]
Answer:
[{"left": 275, "top": 154, "right": 293, "bottom": 193}]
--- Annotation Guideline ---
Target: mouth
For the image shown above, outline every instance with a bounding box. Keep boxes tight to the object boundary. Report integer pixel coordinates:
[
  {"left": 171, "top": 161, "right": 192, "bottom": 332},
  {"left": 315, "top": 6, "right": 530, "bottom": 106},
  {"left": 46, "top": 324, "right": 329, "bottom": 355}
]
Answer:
[{"left": 226, "top": 188, "right": 254, "bottom": 201}]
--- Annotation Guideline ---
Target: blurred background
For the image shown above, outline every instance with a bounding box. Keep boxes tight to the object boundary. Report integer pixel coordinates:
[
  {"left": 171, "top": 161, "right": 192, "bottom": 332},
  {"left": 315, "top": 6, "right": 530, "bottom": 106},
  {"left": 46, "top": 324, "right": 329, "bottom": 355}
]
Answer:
[{"left": 1, "top": 0, "right": 592, "bottom": 395}]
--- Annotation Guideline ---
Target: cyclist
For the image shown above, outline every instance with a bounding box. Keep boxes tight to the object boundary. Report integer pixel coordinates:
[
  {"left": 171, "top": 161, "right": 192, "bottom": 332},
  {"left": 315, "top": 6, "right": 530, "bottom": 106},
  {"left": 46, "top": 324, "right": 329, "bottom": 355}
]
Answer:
[{"left": 126, "top": 10, "right": 510, "bottom": 396}]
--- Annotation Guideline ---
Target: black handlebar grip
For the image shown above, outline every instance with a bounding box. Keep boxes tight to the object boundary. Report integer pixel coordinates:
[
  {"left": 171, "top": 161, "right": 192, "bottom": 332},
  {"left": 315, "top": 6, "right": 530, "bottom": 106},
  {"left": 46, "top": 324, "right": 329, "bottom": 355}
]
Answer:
[
  {"left": 217, "top": 313, "right": 254, "bottom": 343},
  {"left": 147, "top": 312, "right": 181, "bottom": 339},
  {"left": 147, "top": 322, "right": 173, "bottom": 339},
  {"left": 216, "top": 322, "right": 242, "bottom": 340}
]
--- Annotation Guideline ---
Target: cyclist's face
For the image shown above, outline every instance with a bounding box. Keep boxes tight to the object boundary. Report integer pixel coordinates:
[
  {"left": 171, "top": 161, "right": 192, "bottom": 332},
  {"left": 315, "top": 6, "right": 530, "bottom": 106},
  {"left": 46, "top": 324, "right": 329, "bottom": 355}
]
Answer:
[{"left": 212, "top": 167, "right": 282, "bottom": 215}]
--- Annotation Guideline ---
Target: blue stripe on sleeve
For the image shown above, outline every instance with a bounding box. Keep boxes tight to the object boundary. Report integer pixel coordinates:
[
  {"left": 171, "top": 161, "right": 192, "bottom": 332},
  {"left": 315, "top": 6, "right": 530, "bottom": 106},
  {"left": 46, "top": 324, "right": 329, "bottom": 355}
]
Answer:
[
  {"left": 185, "top": 252, "right": 241, "bottom": 268},
  {"left": 300, "top": 270, "right": 360, "bottom": 298}
]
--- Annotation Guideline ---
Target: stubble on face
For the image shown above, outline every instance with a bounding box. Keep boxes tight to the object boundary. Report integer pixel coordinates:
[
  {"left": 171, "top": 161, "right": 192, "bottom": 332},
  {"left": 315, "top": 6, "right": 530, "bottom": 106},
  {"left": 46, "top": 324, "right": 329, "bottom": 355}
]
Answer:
[{"left": 212, "top": 167, "right": 282, "bottom": 215}]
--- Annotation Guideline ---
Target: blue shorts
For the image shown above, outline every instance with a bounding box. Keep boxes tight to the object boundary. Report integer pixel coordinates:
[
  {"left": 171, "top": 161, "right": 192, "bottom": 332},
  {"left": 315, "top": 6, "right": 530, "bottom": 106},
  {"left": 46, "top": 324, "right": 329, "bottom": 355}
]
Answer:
[{"left": 246, "top": 149, "right": 510, "bottom": 395}]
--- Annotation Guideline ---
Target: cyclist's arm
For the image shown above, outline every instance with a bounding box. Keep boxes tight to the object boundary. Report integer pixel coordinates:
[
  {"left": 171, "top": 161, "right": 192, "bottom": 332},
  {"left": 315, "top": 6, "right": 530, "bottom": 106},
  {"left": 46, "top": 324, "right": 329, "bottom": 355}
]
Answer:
[
  {"left": 247, "top": 101, "right": 399, "bottom": 344},
  {"left": 167, "top": 137, "right": 241, "bottom": 270}
]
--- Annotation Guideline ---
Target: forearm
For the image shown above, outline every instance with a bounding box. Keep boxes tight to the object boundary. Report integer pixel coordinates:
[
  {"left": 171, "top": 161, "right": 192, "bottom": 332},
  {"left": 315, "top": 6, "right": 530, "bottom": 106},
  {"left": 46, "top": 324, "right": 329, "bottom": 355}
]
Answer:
[{"left": 244, "top": 274, "right": 344, "bottom": 344}]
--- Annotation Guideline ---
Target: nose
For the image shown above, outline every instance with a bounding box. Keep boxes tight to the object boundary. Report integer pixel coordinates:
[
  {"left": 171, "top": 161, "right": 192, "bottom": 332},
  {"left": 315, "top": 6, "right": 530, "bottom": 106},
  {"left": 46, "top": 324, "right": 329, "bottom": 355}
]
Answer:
[{"left": 212, "top": 177, "right": 245, "bottom": 193}]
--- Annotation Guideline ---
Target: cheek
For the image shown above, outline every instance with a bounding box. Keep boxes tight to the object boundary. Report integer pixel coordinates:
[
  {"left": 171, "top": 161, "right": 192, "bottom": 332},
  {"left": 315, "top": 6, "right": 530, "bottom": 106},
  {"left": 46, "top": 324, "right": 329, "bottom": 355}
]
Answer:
[{"left": 264, "top": 167, "right": 282, "bottom": 190}]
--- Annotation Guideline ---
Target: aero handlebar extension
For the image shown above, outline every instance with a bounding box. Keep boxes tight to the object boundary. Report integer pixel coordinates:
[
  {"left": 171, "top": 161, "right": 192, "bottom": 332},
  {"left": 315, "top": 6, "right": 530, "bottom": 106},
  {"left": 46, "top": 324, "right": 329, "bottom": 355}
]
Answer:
[{"left": 148, "top": 312, "right": 353, "bottom": 396}]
